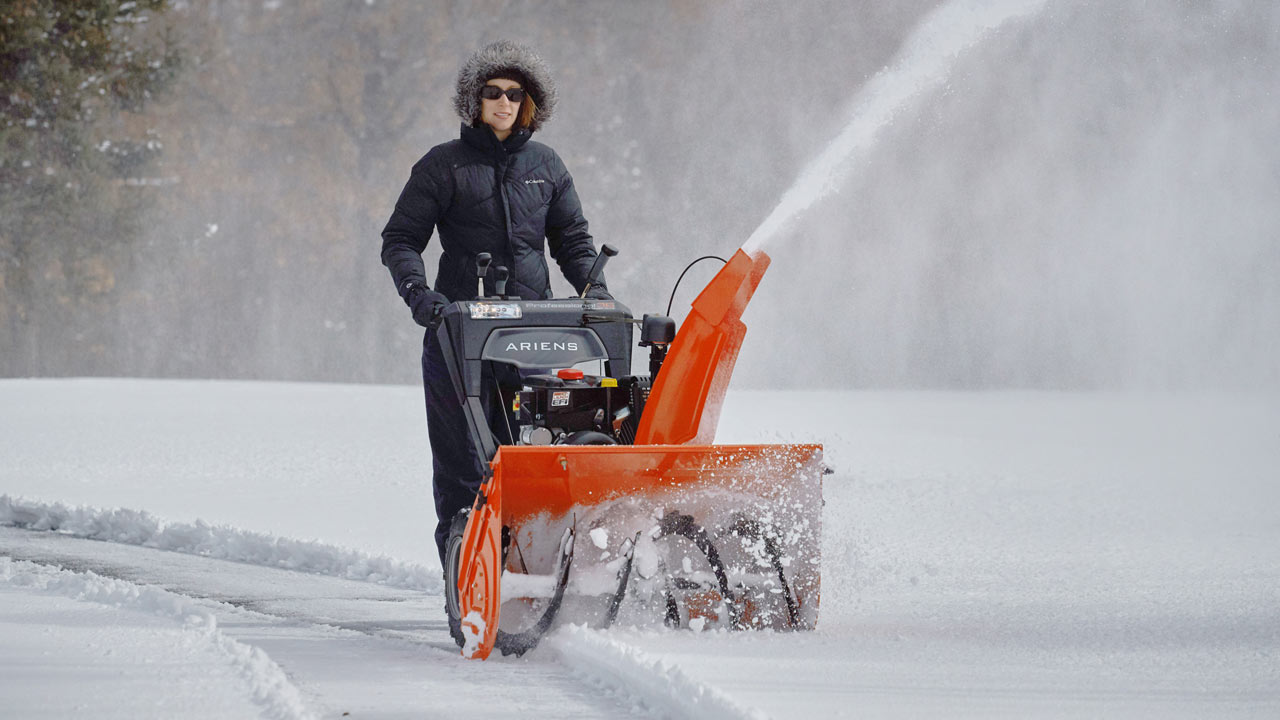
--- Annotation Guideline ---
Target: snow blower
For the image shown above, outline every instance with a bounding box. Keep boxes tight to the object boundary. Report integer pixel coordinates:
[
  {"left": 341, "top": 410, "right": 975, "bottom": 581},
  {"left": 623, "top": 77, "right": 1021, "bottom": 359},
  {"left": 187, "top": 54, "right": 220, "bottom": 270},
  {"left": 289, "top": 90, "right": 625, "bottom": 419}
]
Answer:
[{"left": 436, "top": 246, "right": 824, "bottom": 659}]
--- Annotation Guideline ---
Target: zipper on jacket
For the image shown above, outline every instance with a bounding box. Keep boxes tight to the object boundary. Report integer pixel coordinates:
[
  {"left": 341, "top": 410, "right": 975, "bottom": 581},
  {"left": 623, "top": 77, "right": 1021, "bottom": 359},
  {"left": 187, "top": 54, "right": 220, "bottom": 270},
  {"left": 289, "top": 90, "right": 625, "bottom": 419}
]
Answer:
[{"left": 497, "top": 158, "right": 516, "bottom": 291}]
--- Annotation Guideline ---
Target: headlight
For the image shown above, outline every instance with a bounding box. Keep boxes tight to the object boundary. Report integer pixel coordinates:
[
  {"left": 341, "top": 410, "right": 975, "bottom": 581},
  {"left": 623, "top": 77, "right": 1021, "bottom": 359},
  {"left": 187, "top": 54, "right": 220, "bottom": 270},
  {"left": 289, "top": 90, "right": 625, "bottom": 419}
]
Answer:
[{"left": 469, "top": 302, "right": 522, "bottom": 319}]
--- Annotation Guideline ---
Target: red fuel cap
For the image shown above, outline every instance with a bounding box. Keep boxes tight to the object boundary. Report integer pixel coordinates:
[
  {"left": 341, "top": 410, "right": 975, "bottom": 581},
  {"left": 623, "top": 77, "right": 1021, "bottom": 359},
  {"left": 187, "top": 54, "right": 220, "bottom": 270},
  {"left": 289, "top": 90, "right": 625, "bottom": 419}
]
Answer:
[{"left": 556, "top": 368, "right": 585, "bottom": 380}]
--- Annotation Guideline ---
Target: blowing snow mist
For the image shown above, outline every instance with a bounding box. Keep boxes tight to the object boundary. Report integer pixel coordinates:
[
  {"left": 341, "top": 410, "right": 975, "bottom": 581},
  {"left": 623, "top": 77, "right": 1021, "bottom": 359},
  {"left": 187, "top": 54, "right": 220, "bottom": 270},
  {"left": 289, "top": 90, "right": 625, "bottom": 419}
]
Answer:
[{"left": 739, "top": 0, "right": 1280, "bottom": 390}]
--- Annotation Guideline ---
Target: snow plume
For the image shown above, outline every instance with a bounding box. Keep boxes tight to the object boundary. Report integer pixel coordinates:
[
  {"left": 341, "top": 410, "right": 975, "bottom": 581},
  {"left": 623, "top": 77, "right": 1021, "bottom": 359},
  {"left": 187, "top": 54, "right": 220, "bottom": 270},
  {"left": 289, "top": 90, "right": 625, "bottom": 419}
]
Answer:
[
  {"left": 0, "top": 557, "right": 316, "bottom": 720},
  {"left": 742, "top": 0, "right": 1047, "bottom": 256},
  {"left": 549, "top": 624, "right": 769, "bottom": 720},
  {"left": 741, "top": 1, "right": 1280, "bottom": 390},
  {"left": 0, "top": 495, "right": 442, "bottom": 593}
]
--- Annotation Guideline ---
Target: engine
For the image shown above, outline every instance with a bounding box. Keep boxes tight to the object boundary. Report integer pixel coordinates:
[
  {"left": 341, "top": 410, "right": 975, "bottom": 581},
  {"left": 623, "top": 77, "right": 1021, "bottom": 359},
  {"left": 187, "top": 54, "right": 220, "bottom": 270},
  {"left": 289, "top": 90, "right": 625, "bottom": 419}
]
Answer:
[
  {"left": 436, "top": 247, "right": 674, "bottom": 458},
  {"left": 515, "top": 371, "right": 651, "bottom": 446}
]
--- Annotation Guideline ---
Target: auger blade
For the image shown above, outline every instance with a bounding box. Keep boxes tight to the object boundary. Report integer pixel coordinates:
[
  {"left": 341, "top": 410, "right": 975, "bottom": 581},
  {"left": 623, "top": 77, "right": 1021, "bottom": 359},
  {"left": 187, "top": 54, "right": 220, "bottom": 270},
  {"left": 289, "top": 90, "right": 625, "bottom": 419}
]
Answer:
[{"left": 491, "top": 443, "right": 824, "bottom": 633}]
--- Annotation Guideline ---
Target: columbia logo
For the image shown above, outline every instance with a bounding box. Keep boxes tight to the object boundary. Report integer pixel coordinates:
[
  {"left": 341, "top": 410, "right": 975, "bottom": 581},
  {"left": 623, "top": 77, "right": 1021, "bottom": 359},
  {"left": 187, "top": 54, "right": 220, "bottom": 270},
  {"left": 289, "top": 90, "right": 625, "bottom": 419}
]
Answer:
[{"left": 524, "top": 179, "right": 546, "bottom": 184}]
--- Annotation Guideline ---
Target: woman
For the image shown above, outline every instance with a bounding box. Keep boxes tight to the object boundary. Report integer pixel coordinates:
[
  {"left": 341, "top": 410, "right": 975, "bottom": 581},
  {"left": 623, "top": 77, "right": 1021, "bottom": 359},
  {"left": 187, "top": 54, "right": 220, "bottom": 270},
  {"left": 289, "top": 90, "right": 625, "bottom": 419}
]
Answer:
[{"left": 380, "top": 40, "right": 611, "bottom": 567}]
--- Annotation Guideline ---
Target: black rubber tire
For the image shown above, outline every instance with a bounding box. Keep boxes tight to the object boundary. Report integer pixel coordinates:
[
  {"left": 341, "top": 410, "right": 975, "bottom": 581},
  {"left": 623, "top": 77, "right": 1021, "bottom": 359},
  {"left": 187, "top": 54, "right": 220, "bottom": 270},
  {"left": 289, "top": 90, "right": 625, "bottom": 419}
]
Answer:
[{"left": 443, "top": 508, "right": 470, "bottom": 648}]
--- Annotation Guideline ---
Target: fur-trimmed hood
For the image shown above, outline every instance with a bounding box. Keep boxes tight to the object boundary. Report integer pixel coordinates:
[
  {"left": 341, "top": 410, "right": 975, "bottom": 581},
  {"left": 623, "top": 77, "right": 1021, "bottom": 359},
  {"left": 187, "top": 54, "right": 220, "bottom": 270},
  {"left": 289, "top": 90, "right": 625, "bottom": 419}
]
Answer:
[{"left": 453, "top": 41, "right": 557, "bottom": 132}]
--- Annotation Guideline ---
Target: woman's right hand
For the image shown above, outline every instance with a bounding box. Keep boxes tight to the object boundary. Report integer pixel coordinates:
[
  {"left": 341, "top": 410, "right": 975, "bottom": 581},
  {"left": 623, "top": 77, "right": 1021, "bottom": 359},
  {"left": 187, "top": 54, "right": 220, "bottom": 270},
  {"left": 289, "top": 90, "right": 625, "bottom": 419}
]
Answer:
[{"left": 408, "top": 286, "right": 449, "bottom": 327}]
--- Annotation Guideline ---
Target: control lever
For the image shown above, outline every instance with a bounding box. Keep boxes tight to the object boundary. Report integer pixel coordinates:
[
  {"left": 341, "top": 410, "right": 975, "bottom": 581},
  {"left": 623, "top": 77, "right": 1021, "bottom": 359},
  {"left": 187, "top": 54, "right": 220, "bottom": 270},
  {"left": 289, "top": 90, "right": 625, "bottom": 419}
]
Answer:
[
  {"left": 475, "top": 253, "right": 492, "bottom": 298},
  {"left": 494, "top": 266, "right": 509, "bottom": 298},
  {"left": 580, "top": 244, "right": 618, "bottom": 298}
]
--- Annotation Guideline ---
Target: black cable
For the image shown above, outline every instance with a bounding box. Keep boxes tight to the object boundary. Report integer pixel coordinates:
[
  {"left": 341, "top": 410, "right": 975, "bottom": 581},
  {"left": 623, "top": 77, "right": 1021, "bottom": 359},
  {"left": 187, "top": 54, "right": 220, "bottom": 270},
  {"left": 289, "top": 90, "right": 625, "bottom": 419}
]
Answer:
[{"left": 666, "top": 255, "right": 728, "bottom": 317}]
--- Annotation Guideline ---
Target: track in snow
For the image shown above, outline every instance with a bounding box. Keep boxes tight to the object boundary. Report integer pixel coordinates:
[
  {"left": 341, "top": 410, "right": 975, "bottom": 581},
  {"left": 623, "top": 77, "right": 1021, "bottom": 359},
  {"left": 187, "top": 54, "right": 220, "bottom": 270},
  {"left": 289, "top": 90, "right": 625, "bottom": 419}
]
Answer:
[{"left": 0, "top": 526, "right": 689, "bottom": 719}]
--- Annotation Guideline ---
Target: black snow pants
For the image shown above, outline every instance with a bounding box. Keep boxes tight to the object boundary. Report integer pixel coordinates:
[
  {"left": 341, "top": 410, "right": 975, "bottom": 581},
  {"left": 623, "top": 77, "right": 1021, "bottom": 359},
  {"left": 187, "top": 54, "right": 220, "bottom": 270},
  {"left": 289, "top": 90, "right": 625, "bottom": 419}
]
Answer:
[{"left": 422, "top": 330, "right": 484, "bottom": 568}]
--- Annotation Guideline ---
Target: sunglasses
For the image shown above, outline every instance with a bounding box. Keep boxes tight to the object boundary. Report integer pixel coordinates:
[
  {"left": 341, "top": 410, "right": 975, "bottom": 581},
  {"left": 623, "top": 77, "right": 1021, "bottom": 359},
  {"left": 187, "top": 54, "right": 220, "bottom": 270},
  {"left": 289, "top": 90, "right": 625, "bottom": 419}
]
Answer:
[{"left": 480, "top": 85, "right": 526, "bottom": 102}]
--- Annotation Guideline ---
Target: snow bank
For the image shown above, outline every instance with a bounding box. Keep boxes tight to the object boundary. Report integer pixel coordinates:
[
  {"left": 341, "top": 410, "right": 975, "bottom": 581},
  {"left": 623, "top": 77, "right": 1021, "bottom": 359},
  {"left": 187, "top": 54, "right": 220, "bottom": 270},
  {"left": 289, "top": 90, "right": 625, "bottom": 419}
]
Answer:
[
  {"left": 549, "top": 624, "right": 769, "bottom": 720},
  {"left": 0, "top": 556, "right": 315, "bottom": 720},
  {"left": 0, "top": 494, "right": 442, "bottom": 593}
]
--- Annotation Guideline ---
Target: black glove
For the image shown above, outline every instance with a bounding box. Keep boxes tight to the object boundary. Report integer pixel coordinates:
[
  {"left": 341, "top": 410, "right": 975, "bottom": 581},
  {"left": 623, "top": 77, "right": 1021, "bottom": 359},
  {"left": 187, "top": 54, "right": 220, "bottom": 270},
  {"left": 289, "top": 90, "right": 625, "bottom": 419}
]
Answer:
[
  {"left": 405, "top": 284, "right": 448, "bottom": 327},
  {"left": 584, "top": 284, "right": 613, "bottom": 300}
]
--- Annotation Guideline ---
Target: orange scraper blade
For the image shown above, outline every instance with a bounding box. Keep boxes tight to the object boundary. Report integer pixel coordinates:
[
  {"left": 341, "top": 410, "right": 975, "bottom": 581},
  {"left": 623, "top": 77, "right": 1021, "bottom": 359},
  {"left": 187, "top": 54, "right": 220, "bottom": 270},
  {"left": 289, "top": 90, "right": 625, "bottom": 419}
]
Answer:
[{"left": 455, "top": 471, "right": 503, "bottom": 659}]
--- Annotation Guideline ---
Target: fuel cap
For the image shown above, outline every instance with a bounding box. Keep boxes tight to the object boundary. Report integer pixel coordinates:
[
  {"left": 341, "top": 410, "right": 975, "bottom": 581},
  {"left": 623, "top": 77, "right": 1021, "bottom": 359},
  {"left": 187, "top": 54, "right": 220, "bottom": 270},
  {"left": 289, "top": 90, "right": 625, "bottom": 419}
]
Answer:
[{"left": 556, "top": 368, "right": 585, "bottom": 380}]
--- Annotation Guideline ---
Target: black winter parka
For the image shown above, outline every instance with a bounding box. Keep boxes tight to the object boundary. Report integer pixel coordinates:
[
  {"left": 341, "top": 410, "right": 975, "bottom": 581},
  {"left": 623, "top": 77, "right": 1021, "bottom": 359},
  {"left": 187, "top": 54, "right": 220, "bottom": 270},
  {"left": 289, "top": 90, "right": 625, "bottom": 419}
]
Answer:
[{"left": 381, "top": 123, "right": 604, "bottom": 303}]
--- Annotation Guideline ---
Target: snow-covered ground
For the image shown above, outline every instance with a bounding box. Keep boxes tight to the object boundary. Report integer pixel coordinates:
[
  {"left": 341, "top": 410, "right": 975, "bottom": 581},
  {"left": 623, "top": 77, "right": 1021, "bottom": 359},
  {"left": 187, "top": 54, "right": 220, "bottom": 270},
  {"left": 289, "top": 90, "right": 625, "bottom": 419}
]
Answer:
[{"left": 2, "top": 378, "right": 1278, "bottom": 718}]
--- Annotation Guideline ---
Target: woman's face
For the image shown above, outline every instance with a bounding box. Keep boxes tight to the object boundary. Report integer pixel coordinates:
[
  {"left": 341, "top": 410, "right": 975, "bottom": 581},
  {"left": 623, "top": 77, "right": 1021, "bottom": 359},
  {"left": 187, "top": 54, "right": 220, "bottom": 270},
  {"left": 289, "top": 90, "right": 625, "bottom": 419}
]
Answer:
[{"left": 480, "top": 77, "right": 523, "bottom": 140}]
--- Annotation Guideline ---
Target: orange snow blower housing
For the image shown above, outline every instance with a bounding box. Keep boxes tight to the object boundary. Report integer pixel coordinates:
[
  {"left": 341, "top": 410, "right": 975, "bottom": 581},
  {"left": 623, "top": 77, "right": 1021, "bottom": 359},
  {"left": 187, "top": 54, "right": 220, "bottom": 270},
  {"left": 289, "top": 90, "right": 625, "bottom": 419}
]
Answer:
[{"left": 439, "top": 248, "right": 824, "bottom": 659}]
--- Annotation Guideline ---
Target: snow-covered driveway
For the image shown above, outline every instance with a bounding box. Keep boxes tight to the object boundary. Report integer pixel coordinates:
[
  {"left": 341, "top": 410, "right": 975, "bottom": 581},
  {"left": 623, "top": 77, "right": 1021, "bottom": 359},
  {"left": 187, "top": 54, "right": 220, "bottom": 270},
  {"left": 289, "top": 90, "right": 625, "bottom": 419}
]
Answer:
[
  {"left": 1, "top": 527, "right": 644, "bottom": 718},
  {"left": 3, "top": 379, "right": 1278, "bottom": 718}
]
